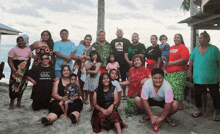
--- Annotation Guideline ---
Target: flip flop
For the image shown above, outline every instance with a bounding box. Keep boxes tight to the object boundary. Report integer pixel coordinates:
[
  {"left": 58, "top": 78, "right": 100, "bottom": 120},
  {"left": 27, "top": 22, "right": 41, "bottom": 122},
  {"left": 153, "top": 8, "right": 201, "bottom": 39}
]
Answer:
[
  {"left": 122, "top": 96, "right": 127, "bottom": 100},
  {"left": 165, "top": 118, "right": 176, "bottom": 127},
  {"left": 41, "top": 117, "right": 53, "bottom": 126},
  {"left": 213, "top": 111, "right": 220, "bottom": 121},
  {"left": 191, "top": 112, "right": 202, "bottom": 118},
  {"left": 139, "top": 116, "right": 150, "bottom": 123}
]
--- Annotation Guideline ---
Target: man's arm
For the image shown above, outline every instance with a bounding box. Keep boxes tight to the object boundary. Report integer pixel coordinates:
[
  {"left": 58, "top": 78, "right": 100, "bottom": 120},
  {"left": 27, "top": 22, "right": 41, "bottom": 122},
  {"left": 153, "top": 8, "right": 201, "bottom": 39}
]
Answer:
[
  {"left": 156, "top": 102, "right": 172, "bottom": 123},
  {"left": 142, "top": 99, "right": 158, "bottom": 124},
  {"left": 54, "top": 51, "right": 71, "bottom": 62}
]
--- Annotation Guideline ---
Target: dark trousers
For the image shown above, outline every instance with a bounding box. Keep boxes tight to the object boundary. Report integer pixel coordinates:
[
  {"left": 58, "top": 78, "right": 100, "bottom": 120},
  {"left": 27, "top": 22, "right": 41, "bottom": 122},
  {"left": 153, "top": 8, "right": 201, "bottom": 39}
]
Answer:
[
  {"left": 32, "top": 99, "right": 51, "bottom": 111},
  {"left": 194, "top": 83, "right": 220, "bottom": 109}
]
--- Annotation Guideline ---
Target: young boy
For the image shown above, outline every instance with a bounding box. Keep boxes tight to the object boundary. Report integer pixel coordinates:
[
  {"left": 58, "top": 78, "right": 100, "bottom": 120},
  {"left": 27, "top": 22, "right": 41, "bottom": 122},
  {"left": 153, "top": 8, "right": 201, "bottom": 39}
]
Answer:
[
  {"left": 159, "top": 35, "right": 170, "bottom": 73},
  {"left": 59, "top": 73, "right": 80, "bottom": 120}
]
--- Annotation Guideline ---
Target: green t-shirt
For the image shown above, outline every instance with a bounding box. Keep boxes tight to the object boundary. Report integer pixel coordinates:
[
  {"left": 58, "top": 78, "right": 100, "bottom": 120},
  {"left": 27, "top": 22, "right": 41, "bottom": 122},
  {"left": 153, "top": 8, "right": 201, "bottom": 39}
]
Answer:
[
  {"left": 92, "top": 41, "right": 112, "bottom": 67},
  {"left": 190, "top": 44, "right": 220, "bottom": 84}
]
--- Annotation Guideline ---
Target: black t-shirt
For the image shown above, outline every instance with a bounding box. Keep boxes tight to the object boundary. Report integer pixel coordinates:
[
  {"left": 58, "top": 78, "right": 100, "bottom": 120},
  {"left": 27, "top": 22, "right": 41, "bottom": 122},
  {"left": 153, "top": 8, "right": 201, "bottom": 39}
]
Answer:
[
  {"left": 145, "top": 45, "right": 161, "bottom": 62},
  {"left": 127, "top": 43, "right": 146, "bottom": 61},
  {"left": 110, "top": 38, "right": 131, "bottom": 64},
  {"left": 25, "top": 65, "right": 55, "bottom": 100}
]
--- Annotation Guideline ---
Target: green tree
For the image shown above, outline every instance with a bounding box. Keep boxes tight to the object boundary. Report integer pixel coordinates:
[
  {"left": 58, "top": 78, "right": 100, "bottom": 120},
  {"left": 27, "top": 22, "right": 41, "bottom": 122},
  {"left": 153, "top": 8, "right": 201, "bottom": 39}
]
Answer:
[{"left": 181, "top": 0, "right": 190, "bottom": 11}]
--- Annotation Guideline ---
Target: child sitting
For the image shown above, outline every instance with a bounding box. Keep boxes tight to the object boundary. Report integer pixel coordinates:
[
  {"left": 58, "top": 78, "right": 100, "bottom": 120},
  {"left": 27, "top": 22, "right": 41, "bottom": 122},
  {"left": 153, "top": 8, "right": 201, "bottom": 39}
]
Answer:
[
  {"left": 59, "top": 73, "right": 80, "bottom": 120},
  {"left": 159, "top": 35, "right": 170, "bottom": 73}
]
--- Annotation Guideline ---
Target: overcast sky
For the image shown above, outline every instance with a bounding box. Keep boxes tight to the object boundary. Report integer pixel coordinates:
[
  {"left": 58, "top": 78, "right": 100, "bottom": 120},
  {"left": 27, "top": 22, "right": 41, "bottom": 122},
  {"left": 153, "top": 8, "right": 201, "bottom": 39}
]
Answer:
[{"left": 0, "top": 0, "right": 220, "bottom": 51}]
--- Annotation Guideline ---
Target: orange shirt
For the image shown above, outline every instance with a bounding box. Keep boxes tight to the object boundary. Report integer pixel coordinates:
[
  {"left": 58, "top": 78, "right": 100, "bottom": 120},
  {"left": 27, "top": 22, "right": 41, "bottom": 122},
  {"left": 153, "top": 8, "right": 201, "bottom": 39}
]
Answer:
[{"left": 166, "top": 44, "right": 189, "bottom": 73}]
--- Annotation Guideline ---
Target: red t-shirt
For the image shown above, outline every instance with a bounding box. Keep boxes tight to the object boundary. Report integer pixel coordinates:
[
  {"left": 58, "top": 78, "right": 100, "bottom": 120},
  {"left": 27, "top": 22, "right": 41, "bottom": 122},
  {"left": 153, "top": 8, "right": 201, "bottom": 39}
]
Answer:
[
  {"left": 128, "top": 66, "right": 151, "bottom": 98},
  {"left": 166, "top": 44, "right": 189, "bottom": 73}
]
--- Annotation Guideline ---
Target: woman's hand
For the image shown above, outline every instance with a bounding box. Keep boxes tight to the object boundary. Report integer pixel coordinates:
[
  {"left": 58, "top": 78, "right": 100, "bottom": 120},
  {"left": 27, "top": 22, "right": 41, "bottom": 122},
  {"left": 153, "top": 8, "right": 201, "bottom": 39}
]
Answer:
[
  {"left": 107, "top": 104, "right": 114, "bottom": 116},
  {"left": 62, "top": 96, "right": 68, "bottom": 101},
  {"left": 102, "top": 109, "right": 108, "bottom": 116},
  {"left": 167, "top": 61, "right": 173, "bottom": 67}
]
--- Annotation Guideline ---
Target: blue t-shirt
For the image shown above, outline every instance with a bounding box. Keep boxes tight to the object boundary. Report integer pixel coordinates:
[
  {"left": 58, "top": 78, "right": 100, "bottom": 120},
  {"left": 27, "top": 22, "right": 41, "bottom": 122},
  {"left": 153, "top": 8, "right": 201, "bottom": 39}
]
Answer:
[
  {"left": 53, "top": 41, "right": 76, "bottom": 70},
  {"left": 76, "top": 44, "right": 86, "bottom": 56},
  {"left": 64, "top": 84, "right": 80, "bottom": 97},
  {"left": 190, "top": 44, "right": 220, "bottom": 84},
  {"left": 159, "top": 43, "right": 170, "bottom": 62},
  {"left": 111, "top": 80, "right": 122, "bottom": 92}
]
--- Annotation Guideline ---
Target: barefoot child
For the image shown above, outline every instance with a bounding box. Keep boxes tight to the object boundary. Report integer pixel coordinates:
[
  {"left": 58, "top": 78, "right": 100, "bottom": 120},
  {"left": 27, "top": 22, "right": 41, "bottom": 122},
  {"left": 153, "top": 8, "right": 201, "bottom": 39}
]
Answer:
[
  {"left": 159, "top": 35, "right": 170, "bottom": 73},
  {"left": 79, "top": 57, "right": 87, "bottom": 102},
  {"left": 59, "top": 73, "right": 80, "bottom": 120},
  {"left": 8, "top": 35, "right": 32, "bottom": 110},
  {"left": 106, "top": 53, "right": 120, "bottom": 79}
]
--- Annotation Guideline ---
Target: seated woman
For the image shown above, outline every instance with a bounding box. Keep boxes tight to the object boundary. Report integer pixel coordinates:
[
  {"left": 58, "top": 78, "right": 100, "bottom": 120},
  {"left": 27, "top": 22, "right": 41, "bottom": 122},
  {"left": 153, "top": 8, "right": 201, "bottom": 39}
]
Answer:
[
  {"left": 141, "top": 68, "right": 179, "bottom": 127},
  {"left": 41, "top": 65, "right": 83, "bottom": 126},
  {"left": 120, "top": 55, "right": 151, "bottom": 117},
  {"left": 91, "top": 73, "right": 127, "bottom": 134}
]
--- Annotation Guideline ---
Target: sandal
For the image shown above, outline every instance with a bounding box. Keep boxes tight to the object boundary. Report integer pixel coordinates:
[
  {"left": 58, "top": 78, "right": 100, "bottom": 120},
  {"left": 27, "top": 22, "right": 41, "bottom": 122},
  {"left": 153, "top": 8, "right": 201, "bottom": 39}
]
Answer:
[
  {"left": 165, "top": 117, "right": 176, "bottom": 127},
  {"left": 191, "top": 112, "right": 202, "bottom": 118},
  {"left": 122, "top": 96, "right": 127, "bottom": 100},
  {"left": 213, "top": 111, "right": 220, "bottom": 121},
  {"left": 139, "top": 115, "right": 150, "bottom": 123}
]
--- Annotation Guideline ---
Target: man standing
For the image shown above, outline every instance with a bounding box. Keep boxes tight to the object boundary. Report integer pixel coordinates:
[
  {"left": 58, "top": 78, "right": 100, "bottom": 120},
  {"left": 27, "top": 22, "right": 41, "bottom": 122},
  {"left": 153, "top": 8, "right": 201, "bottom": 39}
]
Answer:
[
  {"left": 111, "top": 29, "right": 131, "bottom": 100},
  {"left": 53, "top": 29, "right": 77, "bottom": 78},
  {"left": 92, "top": 30, "right": 112, "bottom": 74}
]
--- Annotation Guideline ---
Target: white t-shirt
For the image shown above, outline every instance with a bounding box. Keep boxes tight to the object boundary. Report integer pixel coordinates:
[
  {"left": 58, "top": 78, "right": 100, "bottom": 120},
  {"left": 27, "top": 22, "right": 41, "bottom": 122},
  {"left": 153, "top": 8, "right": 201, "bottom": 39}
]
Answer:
[{"left": 111, "top": 80, "right": 121, "bottom": 92}]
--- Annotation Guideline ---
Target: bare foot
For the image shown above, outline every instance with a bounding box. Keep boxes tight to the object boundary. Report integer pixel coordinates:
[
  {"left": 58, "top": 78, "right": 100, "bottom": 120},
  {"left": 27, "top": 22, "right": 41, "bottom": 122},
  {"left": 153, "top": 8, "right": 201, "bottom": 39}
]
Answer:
[
  {"left": 16, "top": 104, "right": 24, "bottom": 108},
  {"left": 62, "top": 115, "right": 67, "bottom": 120},
  {"left": 87, "top": 107, "right": 94, "bottom": 112},
  {"left": 122, "top": 122, "right": 128, "bottom": 128},
  {"left": 9, "top": 104, "right": 14, "bottom": 110}
]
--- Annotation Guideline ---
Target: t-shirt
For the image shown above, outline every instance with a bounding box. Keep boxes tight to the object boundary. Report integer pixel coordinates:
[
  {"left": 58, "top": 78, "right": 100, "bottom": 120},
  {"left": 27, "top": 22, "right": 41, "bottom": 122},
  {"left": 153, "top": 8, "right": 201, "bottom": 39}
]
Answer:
[
  {"left": 159, "top": 43, "right": 170, "bottom": 57},
  {"left": 127, "top": 43, "right": 146, "bottom": 62},
  {"left": 8, "top": 46, "right": 32, "bottom": 60},
  {"left": 190, "top": 45, "right": 220, "bottom": 84},
  {"left": 25, "top": 65, "right": 55, "bottom": 100},
  {"left": 141, "top": 79, "right": 173, "bottom": 103},
  {"left": 110, "top": 38, "right": 131, "bottom": 64},
  {"left": 53, "top": 41, "right": 76, "bottom": 70},
  {"left": 106, "top": 62, "right": 119, "bottom": 70},
  {"left": 128, "top": 66, "right": 151, "bottom": 98},
  {"left": 166, "top": 44, "right": 189, "bottom": 73},
  {"left": 76, "top": 44, "right": 86, "bottom": 56},
  {"left": 111, "top": 80, "right": 122, "bottom": 92},
  {"left": 92, "top": 41, "right": 112, "bottom": 67},
  {"left": 145, "top": 45, "right": 161, "bottom": 62},
  {"left": 65, "top": 84, "right": 80, "bottom": 97}
]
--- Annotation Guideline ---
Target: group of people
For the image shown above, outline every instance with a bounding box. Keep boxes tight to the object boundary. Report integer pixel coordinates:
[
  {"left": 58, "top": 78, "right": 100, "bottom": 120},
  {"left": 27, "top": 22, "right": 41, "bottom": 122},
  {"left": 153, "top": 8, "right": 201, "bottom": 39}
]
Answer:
[{"left": 6, "top": 28, "right": 220, "bottom": 133}]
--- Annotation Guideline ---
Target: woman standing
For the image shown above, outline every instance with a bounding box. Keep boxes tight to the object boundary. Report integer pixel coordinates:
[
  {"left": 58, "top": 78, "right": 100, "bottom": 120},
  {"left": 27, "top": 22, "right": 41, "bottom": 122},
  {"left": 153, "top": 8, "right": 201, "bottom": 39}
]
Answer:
[
  {"left": 91, "top": 73, "right": 127, "bottom": 134},
  {"left": 41, "top": 65, "right": 83, "bottom": 126},
  {"left": 165, "top": 34, "right": 189, "bottom": 110},
  {"left": 30, "top": 30, "right": 55, "bottom": 67},
  {"left": 8, "top": 35, "right": 32, "bottom": 109}
]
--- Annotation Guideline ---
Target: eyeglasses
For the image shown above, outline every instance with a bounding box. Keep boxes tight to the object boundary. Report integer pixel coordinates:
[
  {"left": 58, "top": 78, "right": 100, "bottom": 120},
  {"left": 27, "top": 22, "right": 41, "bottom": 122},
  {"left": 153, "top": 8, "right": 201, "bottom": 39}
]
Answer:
[{"left": 42, "top": 57, "right": 49, "bottom": 61}]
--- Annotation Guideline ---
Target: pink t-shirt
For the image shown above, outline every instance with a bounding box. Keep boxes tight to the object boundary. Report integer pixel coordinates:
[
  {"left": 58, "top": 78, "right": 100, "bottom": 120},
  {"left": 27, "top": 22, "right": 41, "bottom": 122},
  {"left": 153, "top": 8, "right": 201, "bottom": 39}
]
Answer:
[
  {"left": 8, "top": 46, "right": 32, "bottom": 60},
  {"left": 106, "top": 62, "right": 119, "bottom": 70}
]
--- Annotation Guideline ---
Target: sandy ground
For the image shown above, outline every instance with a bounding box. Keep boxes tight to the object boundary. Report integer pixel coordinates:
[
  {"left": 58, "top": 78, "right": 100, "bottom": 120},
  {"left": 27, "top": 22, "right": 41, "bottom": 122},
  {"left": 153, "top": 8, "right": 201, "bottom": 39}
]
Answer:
[{"left": 0, "top": 83, "right": 219, "bottom": 134}]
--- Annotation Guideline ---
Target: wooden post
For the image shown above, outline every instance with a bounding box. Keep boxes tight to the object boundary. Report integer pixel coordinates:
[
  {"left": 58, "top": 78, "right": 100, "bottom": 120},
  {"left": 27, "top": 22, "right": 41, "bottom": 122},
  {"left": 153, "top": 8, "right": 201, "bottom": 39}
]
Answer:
[{"left": 97, "top": 0, "right": 105, "bottom": 42}]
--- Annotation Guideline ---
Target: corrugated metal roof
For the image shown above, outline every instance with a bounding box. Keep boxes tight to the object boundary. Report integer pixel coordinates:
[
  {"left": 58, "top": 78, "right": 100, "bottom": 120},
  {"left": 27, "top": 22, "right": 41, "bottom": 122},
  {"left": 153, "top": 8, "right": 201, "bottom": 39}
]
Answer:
[{"left": 0, "top": 23, "right": 21, "bottom": 33}]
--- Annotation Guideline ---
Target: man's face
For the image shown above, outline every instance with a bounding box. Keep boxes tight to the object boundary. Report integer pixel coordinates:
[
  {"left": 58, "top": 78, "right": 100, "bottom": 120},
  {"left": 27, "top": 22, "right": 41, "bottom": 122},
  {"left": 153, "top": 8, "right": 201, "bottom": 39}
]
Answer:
[
  {"left": 116, "top": 29, "right": 123, "bottom": 38},
  {"left": 98, "top": 32, "right": 105, "bottom": 42},
  {"left": 60, "top": 31, "right": 69, "bottom": 40},
  {"left": 132, "top": 34, "right": 139, "bottom": 44}
]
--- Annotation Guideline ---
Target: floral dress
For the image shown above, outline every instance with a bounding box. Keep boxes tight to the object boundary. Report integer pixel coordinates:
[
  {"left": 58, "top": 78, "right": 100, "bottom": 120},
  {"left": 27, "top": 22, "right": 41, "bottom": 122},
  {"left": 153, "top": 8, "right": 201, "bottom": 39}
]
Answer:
[{"left": 32, "top": 46, "right": 55, "bottom": 67}]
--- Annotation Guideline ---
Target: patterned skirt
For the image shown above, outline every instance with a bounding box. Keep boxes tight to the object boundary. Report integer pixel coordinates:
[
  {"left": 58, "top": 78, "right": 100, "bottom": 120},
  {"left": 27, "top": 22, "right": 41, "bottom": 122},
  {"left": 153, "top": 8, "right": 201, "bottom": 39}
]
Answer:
[
  {"left": 164, "top": 71, "right": 187, "bottom": 100},
  {"left": 125, "top": 96, "right": 139, "bottom": 117},
  {"left": 91, "top": 108, "right": 124, "bottom": 133}
]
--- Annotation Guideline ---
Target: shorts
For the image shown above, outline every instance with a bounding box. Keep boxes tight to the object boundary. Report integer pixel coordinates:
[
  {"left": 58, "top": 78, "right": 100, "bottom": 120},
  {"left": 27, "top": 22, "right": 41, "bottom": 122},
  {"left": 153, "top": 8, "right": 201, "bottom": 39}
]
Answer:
[
  {"left": 161, "top": 55, "right": 168, "bottom": 62},
  {"left": 60, "top": 99, "right": 73, "bottom": 103},
  {"left": 148, "top": 98, "right": 165, "bottom": 108}
]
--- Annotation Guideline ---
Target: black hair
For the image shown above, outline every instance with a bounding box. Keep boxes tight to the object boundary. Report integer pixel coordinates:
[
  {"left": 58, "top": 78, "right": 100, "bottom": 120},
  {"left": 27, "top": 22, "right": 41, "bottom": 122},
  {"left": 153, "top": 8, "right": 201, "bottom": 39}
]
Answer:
[
  {"left": 107, "top": 53, "right": 116, "bottom": 63},
  {"left": 40, "top": 53, "right": 50, "bottom": 59},
  {"left": 175, "top": 33, "right": 185, "bottom": 45},
  {"left": 84, "top": 34, "right": 92, "bottom": 41},
  {"left": 151, "top": 35, "right": 158, "bottom": 40},
  {"left": 61, "top": 65, "right": 70, "bottom": 77},
  {"left": 151, "top": 68, "right": 164, "bottom": 78},
  {"left": 89, "top": 50, "right": 101, "bottom": 63},
  {"left": 41, "top": 30, "right": 54, "bottom": 49},
  {"left": 60, "top": 29, "right": 69, "bottom": 35},
  {"left": 132, "top": 32, "right": 139, "bottom": 38},
  {"left": 109, "top": 69, "right": 118, "bottom": 80},
  {"left": 200, "top": 31, "right": 210, "bottom": 43},
  {"left": 132, "top": 55, "right": 144, "bottom": 67},
  {"left": 69, "top": 73, "right": 77, "bottom": 79},
  {"left": 16, "top": 36, "right": 24, "bottom": 43},
  {"left": 159, "top": 34, "right": 168, "bottom": 41}
]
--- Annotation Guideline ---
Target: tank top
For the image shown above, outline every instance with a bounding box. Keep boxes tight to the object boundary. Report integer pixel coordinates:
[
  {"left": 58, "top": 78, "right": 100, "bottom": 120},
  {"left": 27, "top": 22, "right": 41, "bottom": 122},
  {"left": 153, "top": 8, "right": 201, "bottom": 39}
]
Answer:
[
  {"left": 57, "top": 78, "right": 65, "bottom": 97},
  {"left": 86, "top": 46, "right": 93, "bottom": 56}
]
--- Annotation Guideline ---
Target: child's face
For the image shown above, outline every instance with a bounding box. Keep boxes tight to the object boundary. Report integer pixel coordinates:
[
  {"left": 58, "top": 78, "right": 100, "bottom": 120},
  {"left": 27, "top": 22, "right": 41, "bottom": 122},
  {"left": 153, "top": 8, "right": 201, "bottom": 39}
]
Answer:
[
  {"left": 134, "top": 57, "right": 142, "bottom": 68},
  {"left": 160, "top": 37, "right": 167, "bottom": 44},
  {"left": 81, "top": 58, "right": 86, "bottom": 63},
  {"left": 150, "top": 36, "right": 157, "bottom": 45},
  {"left": 70, "top": 76, "right": 77, "bottom": 85},
  {"left": 92, "top": 54, "right": 97, "bottom": 60},
  {"left": 102, "top": 74, "right": 110, "bottom": 86},
  {"left": 110, "top": 70, "right": 117, "bottom": 80},
  {"left": 17, "top": 38, "right": 26, "bottom": 48},
  {"left": 110, "top": 55, "right": 115, "bottom": 62},
  {"left": 41, "top": 55, "right": 50, "bottom": 66}
]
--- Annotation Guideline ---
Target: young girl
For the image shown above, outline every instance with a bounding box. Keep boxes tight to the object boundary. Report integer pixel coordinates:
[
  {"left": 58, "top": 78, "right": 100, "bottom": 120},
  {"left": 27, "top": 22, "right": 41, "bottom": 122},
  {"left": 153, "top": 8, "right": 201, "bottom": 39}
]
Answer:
[
  {"left": 25, "top": 54, "right": 55, "bottom": 111},
  {"left": 109, "top": 69, "right": 122, "bottom": 107},
  {"left": 120, "top": 55, "right": 151, "bottom": 117},
  {"left": 83, "top": 50, "right": 101, "bottom": 112},
  {"left": 8, "top": 35, "right": 32, "bottom": 110},
  {"left": 80, "top": 57, "right": 87, "bottom": 103},
  {"left": 106, "top": 53, "right": 120, "bottom": 79}
]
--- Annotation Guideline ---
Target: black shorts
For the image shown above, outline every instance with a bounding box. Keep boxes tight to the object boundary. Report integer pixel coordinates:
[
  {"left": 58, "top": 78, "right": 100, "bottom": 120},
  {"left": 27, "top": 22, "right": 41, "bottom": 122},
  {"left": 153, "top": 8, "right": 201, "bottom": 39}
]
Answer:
[
  {"left": 49, "top": 99, "right": 83, "bottom": 118},
  {"left": 148, "top": 98, "right": 165, "bottom": 108}
]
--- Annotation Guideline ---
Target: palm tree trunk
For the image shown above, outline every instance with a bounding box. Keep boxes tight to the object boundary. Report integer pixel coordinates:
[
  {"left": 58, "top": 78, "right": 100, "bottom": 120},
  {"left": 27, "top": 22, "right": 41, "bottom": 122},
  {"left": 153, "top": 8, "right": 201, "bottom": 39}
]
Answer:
[
  {"left": 97, "top": 0, "right": 105, "bottom": 41},
  {"left": 190, "top": 0, "right": 198, "bottom": 53}
]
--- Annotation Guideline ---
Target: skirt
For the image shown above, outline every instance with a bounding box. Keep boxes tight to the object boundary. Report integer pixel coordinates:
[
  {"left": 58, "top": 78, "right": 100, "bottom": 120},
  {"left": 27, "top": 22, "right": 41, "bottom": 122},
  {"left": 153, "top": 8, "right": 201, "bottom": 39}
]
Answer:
[
  {"left": 91, "top": 108, "right": 124, "bottom": 133},
  {"left": 164, "top": 71, "right": 187, "bottom": 100},
  {"left": 125, "top": 96, "right": 139, "bottom": 117}
]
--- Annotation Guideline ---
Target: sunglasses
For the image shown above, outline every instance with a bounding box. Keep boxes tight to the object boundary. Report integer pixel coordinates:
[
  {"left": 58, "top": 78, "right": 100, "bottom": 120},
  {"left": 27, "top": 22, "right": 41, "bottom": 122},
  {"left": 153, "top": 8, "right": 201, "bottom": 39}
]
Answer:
[{"left": 42, "top": 57, "right": 49, "bottom": 61}]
